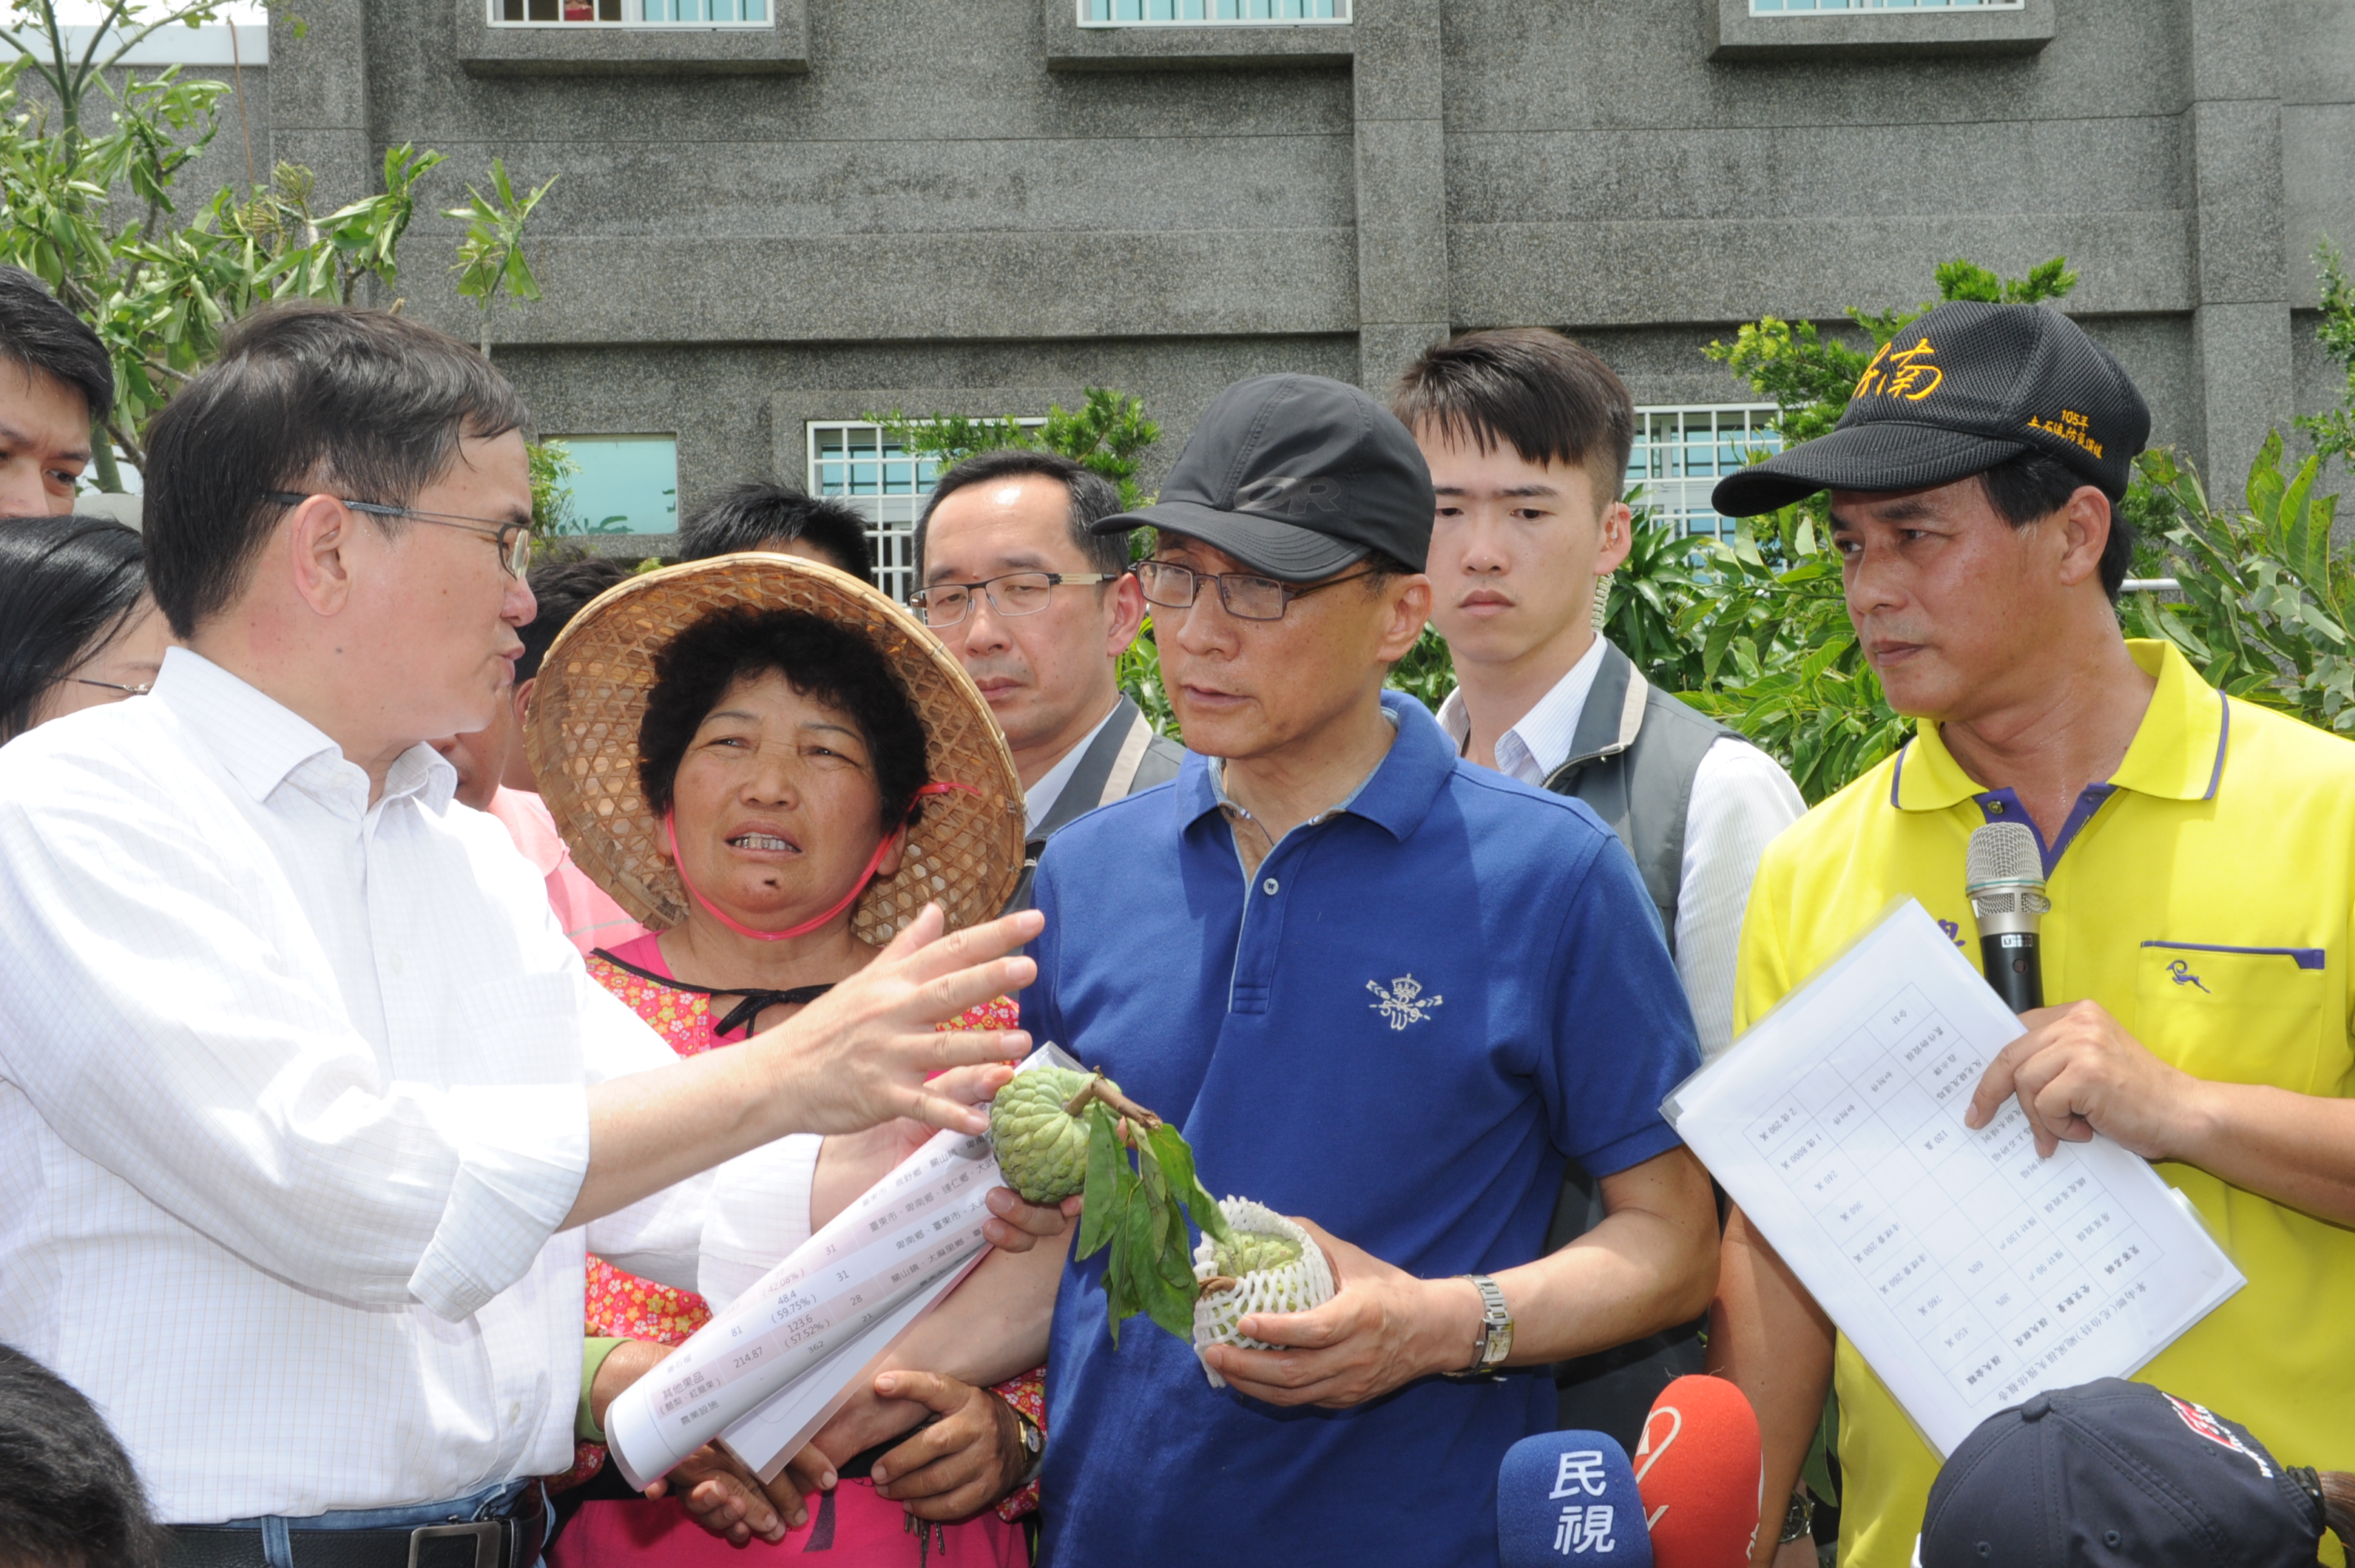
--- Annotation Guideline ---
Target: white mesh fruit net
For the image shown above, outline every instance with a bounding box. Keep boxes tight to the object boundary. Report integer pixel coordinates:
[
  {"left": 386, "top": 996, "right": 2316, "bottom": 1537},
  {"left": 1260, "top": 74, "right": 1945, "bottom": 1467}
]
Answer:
[{"left": 1190, "top": 1197, "right": 1337, "bottom": 1389}]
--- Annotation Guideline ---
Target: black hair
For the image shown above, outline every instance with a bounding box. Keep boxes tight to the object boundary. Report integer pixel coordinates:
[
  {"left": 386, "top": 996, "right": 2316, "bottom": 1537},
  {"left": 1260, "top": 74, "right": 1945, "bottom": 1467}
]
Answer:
[
  {"left": 1388, "top": 327, "right": 1634, "bottom": 510},
  {"left": 916, "top": 449, "right": 1128, "bottom": 580},
  {"left": 0, "top": 1345, "right": 165, "bottom": 1568},
  {"left": 518, "top": 552, "right": 634, "bottom": 681},
  {"left": 678, "top": 483, "right": 874, "bottom": 581},
  {"left": 637, "top": 606, "right": 930, "bottom": 833},
  {"left": 0, "top": 266, "right": 113, "bottom": 426},
  {"left": 0, "top": 516, "right": 147, "bottom": 743},
  {"left": 1976, "top": 450, "right": 2135, "bottom": 601},
  {"left": 141, "top": 303, "right": 532, "bottom": 639}
]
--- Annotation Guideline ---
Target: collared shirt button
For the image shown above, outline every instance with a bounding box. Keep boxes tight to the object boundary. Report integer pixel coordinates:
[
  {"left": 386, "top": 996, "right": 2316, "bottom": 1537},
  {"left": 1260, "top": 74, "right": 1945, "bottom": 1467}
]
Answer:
[{"left": 1263, "top": 878, "right": 1280, "bottom": 895}]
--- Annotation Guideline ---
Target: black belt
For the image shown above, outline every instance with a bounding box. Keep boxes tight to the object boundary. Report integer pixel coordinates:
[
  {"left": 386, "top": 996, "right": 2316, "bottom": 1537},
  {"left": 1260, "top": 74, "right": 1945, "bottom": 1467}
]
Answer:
[{"left": 167, "top": 1481, "right": 547, "bottom": 1568}]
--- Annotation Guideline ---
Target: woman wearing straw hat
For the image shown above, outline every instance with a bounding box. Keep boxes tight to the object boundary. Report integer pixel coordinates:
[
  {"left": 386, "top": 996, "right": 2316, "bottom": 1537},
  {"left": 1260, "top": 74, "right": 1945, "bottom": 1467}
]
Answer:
[{"left": 530, "top": 555, "right": 1047, "bottom": 1567}]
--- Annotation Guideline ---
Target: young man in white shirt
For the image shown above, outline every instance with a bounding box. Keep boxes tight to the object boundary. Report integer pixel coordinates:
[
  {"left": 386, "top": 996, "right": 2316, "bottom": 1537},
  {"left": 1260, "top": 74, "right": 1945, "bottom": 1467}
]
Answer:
[
  {"left": 912, "top": 450, "right": 1184, "bottom": 903},
  {"left": 0, "top": 305, "right": 1058, "bottom": 1560},
  {"left": 1391, "top": 327, "right": 1806, "bottom": 1444}
]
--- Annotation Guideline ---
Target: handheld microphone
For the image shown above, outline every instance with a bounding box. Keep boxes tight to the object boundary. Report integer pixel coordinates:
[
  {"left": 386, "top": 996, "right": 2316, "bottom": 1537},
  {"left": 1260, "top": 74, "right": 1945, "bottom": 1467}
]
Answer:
[
  {"left": 1965, "top": 821, "right": 2048, "bottom": 1015},
  {"left": 1633, "top": 1375, "right": 1763, "bottom": 1568},
  {"left": 1499, "top": 1429, "right": 1652, "bottom": 1567}
]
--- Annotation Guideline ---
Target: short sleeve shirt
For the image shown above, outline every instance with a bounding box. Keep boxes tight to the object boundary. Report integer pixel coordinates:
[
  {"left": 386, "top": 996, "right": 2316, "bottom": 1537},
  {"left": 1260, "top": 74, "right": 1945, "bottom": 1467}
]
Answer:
[
  {"left": 1024, "top": 693, "right": 1701, "bottom": 1568},
  {"left": 1734, "top": 641, "right": 2355, "bottom": 1568}
]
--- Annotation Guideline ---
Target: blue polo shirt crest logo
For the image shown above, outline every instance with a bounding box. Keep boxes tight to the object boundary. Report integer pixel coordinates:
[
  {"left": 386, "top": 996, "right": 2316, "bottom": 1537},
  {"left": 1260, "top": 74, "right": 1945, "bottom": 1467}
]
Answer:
[{"left": 1366, "top": 974, "right": 1444, "bottom": 1030}]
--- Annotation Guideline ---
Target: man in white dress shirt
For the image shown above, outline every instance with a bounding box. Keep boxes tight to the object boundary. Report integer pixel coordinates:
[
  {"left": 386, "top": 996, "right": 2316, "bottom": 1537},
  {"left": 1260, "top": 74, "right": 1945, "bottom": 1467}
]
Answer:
[
  {"left": 0, "top": 305, "right": 1053, "bottom": 1563},
  {"left": 911, "top": 450, "right": 1184, "bottom": 908},
  {"left": 1391, "top": 327, "right": 1807, "bottom": 1446}
]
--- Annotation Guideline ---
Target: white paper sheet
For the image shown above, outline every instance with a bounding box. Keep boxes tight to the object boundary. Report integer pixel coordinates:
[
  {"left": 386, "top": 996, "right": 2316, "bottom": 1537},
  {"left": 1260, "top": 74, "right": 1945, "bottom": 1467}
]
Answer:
[
  {"left": 604, "top": 1044, "right": 1075, "bottom": 1490},
  {"left": 1663, "top": 900, "right": 2243, "bottom": 1456}
]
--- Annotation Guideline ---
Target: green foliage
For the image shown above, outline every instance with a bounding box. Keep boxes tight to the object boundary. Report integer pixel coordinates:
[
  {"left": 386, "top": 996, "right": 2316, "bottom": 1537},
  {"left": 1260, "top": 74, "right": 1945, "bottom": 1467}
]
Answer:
[
  {"left": 878, "top": 386, "right": 1163, "bottom": 512},
  {"left": 1068, "top": 1086, "right": 1231, "bottom": 1345},
  {"left": 2119, "top": 437, "right": 2355, "bottom": 731},
  {"left": 0, "top": 37, "right": 454, "bottom": 480},
  {"left": 2297, "top": 238, "right": 2355, "bottom": 473},
  {"left": 1115, "top": 615, "right": 1175, "bottom": 736},
  {"left": 0, "top": 1, "right": 545, "bottom": 487},
  {"left": 445, "top": 158, "right": 553, "bottom": 356},
  {"left": 1674, "top": 513, "right": 1913, "bottom": 805},
  {"left": 1606, "top": 493, "right": 1709, "bottom": 692}
]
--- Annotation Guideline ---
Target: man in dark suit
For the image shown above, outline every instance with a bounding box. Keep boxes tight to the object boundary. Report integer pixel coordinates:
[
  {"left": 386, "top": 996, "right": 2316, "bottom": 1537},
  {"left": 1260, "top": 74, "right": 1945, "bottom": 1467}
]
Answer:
[{"left": 912, "top": 450, "right": 1184, "bottom": 905}]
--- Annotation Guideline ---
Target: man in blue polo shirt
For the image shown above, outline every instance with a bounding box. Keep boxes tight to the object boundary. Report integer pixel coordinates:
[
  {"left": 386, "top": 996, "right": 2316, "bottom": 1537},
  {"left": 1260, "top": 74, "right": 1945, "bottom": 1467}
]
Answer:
[
  {"left": 783, "top": 375, "right": 1717, "bottom": 1561},
  {"left": 1019, "top": 374, "right": 1717, "bottom": 1565}
]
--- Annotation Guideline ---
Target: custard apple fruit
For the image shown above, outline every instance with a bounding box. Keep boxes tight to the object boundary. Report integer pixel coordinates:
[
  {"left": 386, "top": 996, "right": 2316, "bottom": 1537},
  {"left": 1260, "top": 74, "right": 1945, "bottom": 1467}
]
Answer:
[
  {"left": 1192, "top": 1197, "right": 1336, "bottom": 1387},
  {"left": 988, "top": 1065, "right": 1104, "bottom": 1205}
]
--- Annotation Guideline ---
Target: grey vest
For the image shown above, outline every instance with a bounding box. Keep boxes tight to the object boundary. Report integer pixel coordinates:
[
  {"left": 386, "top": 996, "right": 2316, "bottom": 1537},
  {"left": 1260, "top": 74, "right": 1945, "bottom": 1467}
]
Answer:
[
  {"left": 1541, "top": 640, "right": 1743, "bottom": 955},
  {"left": 1536, "top": 641, "right": 1747, "bottom": 1443},
  {"left": 1004, "top": 695, "right": 1186, "bottom": 913}
]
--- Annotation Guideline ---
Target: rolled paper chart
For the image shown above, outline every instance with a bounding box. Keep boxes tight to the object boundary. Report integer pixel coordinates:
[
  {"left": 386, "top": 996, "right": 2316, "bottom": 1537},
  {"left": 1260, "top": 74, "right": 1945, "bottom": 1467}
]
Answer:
[{"left": 604, "top": 1091, "right": 1021, "bottom": 1489}]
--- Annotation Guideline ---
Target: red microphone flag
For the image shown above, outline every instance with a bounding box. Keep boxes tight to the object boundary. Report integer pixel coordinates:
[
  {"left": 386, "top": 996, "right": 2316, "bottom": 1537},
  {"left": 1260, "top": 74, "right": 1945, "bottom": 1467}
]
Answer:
[{"left": 1633, "top": 1374, "right": 1765, "bottom": 1568}]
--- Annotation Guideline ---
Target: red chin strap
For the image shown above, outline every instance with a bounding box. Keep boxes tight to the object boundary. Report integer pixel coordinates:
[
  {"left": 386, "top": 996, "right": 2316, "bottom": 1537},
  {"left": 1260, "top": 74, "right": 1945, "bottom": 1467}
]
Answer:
[{"left": 663, "top": 781, "right": 981, "bottom": 943}]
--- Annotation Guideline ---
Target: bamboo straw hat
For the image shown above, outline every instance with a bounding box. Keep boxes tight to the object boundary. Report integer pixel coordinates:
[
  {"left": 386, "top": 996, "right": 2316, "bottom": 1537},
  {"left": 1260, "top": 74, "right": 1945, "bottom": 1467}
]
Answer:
[{"left": 524, "top": 553, "right": 1025, "bottom": 942}]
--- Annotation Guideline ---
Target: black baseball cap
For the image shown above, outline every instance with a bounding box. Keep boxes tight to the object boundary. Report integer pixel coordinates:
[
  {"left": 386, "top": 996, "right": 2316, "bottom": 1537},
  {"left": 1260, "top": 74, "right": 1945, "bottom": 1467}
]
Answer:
[
  {"left": 1919, "top": 1379, "right": 2325, "bottom": 1568},
  {"left": 1092, "top": 374, "right": 1434, "bottom": 581},
  {"left": 1712, "top": 301, "right": 2152, "bottom": 518}
]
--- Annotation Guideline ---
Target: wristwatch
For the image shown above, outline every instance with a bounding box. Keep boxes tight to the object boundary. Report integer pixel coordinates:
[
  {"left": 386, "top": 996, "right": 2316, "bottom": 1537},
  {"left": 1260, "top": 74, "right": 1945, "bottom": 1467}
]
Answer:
[
  {"left": 1444, "top": 1273, "right": 1513, "bottom": 1382},
  {"left": 1779, "top": 1490, "right": 1816, "bottom": 1545},
  {"left": 1007, "top": 1403, "right": 1044, "bottom": 1488}
]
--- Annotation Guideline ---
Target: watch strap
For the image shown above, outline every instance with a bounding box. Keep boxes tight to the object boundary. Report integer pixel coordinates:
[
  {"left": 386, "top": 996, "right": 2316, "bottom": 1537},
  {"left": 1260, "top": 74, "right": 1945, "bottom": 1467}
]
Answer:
[{"left": 1446, "top": 1272, "right": 1513, "bottom": 1380}]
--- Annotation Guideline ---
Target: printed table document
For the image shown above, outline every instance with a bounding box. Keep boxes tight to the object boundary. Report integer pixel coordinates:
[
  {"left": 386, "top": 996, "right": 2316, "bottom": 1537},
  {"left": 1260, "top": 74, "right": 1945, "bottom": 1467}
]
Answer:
[
  {"left": 1663, "top": 901, "right": 2243, "bottom": 1455},
  {"left": 604, "top": 1044, "right": 1078, "bottom": 1489}
]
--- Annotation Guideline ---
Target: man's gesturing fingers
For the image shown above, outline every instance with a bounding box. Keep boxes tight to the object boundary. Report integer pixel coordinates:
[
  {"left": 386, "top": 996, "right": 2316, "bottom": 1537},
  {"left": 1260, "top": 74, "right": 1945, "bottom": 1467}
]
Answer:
[{"left": 1963, "top": 1005, "right": 2067, "bottom": 1131}]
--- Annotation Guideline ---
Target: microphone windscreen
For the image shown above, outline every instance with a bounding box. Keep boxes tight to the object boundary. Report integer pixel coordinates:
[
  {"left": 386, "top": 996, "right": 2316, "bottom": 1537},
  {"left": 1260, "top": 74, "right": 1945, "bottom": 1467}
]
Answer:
[
  {"left": 1965, "top": 820, "right": 2043, "bottom": 892},
  {"left": 1499, "top": 1429, "right": 1653, "bottom": 1568},
  {"left": 1634, "top": 1375, "right": 1763, "bottom": 1568}
]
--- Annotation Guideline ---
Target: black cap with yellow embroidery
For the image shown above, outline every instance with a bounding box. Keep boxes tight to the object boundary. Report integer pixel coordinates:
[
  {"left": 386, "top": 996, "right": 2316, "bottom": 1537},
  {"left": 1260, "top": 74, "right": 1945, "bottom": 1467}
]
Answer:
[{"left": 1712, "top": 301, "right": 2150, "bottom": 518}]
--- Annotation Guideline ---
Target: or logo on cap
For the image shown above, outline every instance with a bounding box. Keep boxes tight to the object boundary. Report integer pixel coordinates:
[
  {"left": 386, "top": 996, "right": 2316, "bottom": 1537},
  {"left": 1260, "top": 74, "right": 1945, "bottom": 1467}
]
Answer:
[
  {"left": 2163, "top": 1393, "right": 2273, "bottom": 1478},
  {"left": 1233, "top": 473, "right": 1344, "bottom": 520},
  {"left": 2024, "top": 408, "right": 2104, "bottom": 460},
  {"left": 1853, "top": 337, "right": 1944, "bottom": 402}
]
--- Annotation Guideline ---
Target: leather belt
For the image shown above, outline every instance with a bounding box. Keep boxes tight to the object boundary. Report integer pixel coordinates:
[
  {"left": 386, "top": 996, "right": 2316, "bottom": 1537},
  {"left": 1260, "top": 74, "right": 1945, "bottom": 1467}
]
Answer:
[{"left": 166, "top": 1483, "right": 547, "bottom": 1568}]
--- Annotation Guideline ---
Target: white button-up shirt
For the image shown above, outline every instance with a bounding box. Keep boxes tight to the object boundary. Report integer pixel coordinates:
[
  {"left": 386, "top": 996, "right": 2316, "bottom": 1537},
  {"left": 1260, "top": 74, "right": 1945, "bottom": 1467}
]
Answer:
[
  {"left": 0, "top": 649, "right": 717, "bottom": 1523},
  {"left": 1438, "top": 641, "right": 1805, "bottom": 1060}
]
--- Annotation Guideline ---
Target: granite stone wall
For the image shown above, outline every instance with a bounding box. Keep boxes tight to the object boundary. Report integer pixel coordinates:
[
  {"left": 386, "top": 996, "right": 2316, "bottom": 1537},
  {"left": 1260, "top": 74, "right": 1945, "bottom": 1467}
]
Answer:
[{"left": 256, "top": 0, "right": 2354, "bottom": 521}]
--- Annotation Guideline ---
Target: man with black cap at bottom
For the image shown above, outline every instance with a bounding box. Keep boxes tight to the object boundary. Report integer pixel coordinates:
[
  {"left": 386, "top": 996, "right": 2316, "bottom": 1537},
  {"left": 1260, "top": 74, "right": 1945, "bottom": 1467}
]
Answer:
[
  {"left": 1919, "top": 1379, "right": 2355, "bottom": 1568},
  {"left": 784, "top": 373, "right": 1720, "bottom": 1567},
  {"left": 1706, "top": 300, "right": 2355, "bottom": 1568}
]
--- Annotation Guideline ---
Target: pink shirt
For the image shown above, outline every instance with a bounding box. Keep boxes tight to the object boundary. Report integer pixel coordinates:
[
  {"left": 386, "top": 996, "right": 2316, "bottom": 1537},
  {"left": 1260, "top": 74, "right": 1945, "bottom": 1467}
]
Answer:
[{"left": 483, "top": 788, "right": 648, "bottom": 959}]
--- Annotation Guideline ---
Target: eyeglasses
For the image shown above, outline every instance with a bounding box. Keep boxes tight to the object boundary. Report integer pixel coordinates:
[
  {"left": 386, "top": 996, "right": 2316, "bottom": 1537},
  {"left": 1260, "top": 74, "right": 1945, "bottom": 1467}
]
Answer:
[
  {"left": 908, "top": 571, "right": 1119, "bottom": 628},
  {"left": 260, "top": 491, "right": 534, "bottom": 578},
  {"left": 75, "top": 678, "right": 151, "bottom": 698},
  {"left": 1132, "top": 558, "right": 1377, "bottom": 623}
]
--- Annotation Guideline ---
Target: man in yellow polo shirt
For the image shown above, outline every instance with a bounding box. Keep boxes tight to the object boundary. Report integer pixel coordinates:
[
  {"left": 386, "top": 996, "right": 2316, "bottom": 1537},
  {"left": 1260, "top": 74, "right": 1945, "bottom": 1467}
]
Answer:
[{"left": 1703, "top": 300, "right": 2355, "bottom": 1568}]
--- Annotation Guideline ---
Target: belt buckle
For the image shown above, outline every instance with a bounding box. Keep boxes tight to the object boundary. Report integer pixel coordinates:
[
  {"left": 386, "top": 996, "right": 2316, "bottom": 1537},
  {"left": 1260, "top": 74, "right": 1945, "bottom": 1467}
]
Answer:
[{"left": 407, "top": 1520, "right": 502, "bottom": 1568}]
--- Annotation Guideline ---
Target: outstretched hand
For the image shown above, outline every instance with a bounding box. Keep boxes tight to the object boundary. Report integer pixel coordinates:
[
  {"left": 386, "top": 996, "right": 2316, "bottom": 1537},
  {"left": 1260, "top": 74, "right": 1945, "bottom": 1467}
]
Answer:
[
  {"left": 1199, "top": 1218, "right": 1480, "bottom": 1409},
  {"left": 757, "top": 904, "right": 1042, "bottom": 1138}
]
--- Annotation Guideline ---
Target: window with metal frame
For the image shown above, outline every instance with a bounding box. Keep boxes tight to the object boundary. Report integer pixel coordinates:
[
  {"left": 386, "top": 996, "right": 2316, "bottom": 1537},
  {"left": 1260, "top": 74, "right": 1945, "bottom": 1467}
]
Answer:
[
  {"left": 1079, "top": 0, "right": 1345, "bottom": 24},
  {"left": 1625, "top": 405, "right": 1781, "bottom": 542},
  {"left": 1749, "top": 0, "right": 2018, "bottom": 12},
  {"left": 808, "top": 420, "right": 1043, "bottom": 604},
  {"left": 549, "top": 435, "right": 679, "bottom": 535},
  {"left": 491, "top": 0, "right": 765, "bottom": 25}
]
